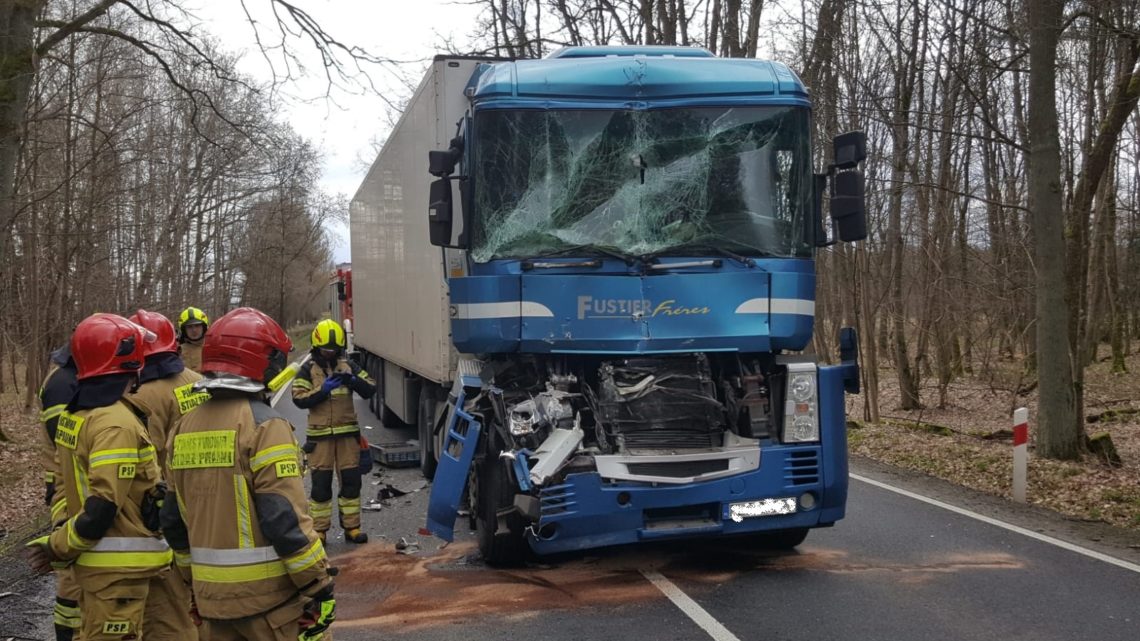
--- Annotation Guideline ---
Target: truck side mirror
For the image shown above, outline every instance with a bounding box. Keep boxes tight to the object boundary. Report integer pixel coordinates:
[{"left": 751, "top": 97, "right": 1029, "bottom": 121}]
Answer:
[
  {"left": 428, "top": 179, "right": 453, "bottom": 247},
  {"left": 336, "top": 281, "right": 346, "bottom": 301},
  {"left": 429, "top": 136, "right": 465, "bottom": 177},
  {"left": 830, "top": 171, "right": 867, "bottom": 242},
  {"left": 429, "top": 151, "right": 455, "bottom": 177},
  {"left": 833, "top": 131, "right": 866, "bottom": 169}
]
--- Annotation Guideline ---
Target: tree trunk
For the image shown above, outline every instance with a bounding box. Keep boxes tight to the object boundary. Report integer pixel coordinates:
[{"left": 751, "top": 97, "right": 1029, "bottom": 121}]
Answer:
[
  {"left": 1066, "top": 36, "right": 1140, "bottom": 439},
  {"left": 0, "top": 1, "right": 46, "bottom": 252},
  {"left": 1026, "top": 0, "right": 1078, "bottom": 460},
  {"left": 887, "top": 2, "right": 921, "bottom": 410},
  {"left": 744, "top": 0, "right": 763, "bottom": 58}
]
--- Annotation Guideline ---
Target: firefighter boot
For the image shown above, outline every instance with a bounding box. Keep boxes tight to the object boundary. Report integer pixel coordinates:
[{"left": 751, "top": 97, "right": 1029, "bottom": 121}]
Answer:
[{"left": 345, "top": 528, "right": 368, "bottom": 544}]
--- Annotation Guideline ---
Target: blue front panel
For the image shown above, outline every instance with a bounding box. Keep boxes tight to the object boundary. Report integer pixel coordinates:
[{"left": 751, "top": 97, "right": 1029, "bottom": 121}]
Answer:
[
  {"left": 519, "top": 275, "right": 648, "bottom": 352},
  {"left": 449, "top": 259, "right": 816, "bottom": 354},
  {"left": 450, "top": 275, "right": 521, "bottom": 353},
  {"left": 769, "top": 269, "right": 815, "bottom": 352},
  {"left": 519, "top": 271, "right": 774, "bottom": 352},
  {"left": 529, "top": 445, "right": 832, "bottom": 555},
  {"left": 639, "top": 272, "right": 771, "bottom": 352},
  {"left": 818, "top": 364, "right": 851, "bottom": 524}
]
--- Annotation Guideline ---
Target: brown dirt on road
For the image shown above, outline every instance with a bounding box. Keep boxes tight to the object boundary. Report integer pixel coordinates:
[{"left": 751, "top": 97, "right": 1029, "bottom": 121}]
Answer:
[{"left": 332, "top": 542, "right": 1023, "bottom": 631}]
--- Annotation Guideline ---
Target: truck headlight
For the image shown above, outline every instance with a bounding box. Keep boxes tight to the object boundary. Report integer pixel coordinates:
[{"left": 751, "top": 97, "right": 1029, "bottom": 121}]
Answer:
[
  {"left": 783, "top": 363, "right": 819, "bottom": 443},
  {"left": 789, "top": 373, "right": 815, "bottom": 402}
]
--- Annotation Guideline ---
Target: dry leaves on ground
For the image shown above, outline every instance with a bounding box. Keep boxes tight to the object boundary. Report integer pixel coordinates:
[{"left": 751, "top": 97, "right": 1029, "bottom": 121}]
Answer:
[
  {"left": 0, "top": 393, "right": 50, "bottom": 547},
  {"left": 850, "top": 348, "right": 1140, "bottom": 530}
]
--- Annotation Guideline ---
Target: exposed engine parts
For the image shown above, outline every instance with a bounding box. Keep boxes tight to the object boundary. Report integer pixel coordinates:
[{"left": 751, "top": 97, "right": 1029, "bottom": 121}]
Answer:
[
  {"left": 483, "top": 353, "right": 781, "bottom": 497},
  {"left": 595, "top": 355, "right": 724, "bottom": 450}
]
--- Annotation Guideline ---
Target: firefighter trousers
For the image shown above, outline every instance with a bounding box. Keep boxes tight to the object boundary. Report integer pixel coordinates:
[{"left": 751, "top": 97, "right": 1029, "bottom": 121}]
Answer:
[
  {"left": 307, "top": 435, "right": 361, "bottom": 532},
  {"left": 78, "top": 571, "right": 195, "bottom": 641},
  {"left": 143, "top": 567, "right": 197, "bottom": 641},
  {"left": 201, "top": 596, "right": 330, "bottom": 641},
  {"left": 53, "top": 568, "right": 81, "bottom": 641}
]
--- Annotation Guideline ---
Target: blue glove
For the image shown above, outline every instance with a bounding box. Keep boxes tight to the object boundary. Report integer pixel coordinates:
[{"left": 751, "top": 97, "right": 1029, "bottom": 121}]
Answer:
[{"left": 320, "top": 376, "right": 341, "bottom": 395}]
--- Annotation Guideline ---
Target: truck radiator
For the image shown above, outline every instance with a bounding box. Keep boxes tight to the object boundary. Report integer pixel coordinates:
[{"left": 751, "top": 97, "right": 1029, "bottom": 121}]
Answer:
[{"left": 596, "top": 356, "right": 724, "bottom": 451}]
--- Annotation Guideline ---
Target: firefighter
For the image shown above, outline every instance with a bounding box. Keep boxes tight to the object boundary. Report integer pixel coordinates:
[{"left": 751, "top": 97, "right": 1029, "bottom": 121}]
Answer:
[
  {"left": 160, "top": 307, "right": 336, "bottom": 641},
  {"left": 125, "top": 309, "right": 206, "bottom": 469},
  {"left": 37, "top": 344, "right": 81, "bottom": 641},
  {"left": 292, "top": 319, "right": 375, "bottom": 544},
  {"left": 123, "top": 309, "right": 203, "bottom": 640},
  {"left": 25, "top": 314, "right": 174, "bottom": 641},
  {"left": 177, "top": 307, "right": 209, "bottom": 371}
]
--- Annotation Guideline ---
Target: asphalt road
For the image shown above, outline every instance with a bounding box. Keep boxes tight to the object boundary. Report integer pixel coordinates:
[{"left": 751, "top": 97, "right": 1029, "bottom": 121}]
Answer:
[
  {"left": 296, "top": 395, "right": 1140, "bottom": 641},
  {"left": 3, "top": 392, "right": 1139, "bottom": 641}
]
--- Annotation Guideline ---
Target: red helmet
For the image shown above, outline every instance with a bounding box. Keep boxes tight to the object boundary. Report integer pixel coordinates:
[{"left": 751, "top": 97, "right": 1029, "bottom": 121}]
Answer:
[
  {"left": 128, "top": 309, "right": 178, "bottom": 357},
  {"left": 71, "top": 314, "right": 151, "bottom": 380},
  {"left": 200, "top": 308, "right": 292, "bottom": 384}
]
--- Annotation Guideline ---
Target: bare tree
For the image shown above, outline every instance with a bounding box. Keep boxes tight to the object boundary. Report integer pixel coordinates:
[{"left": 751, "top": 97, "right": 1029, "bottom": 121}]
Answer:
[{"left": 1027, "top": 0, "right": 1077, "bottom": 459}]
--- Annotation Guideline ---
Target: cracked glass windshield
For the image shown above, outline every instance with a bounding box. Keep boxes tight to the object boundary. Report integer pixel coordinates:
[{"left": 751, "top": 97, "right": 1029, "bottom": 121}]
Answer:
[{"left": 471, "top": 106, "right": 813, "bottom": 262}]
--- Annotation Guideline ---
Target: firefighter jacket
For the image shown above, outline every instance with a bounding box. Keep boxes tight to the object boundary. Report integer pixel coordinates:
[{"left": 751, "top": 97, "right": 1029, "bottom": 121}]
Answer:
[
  {"left": 179, "top": 341, "right": 203, "bottom": 372},
  {"left": 161, "top": 395, "right": 332, "bottom": 620},
  {"left": 47, "top": 400, "right": 171, "bottom": 593},
  {"left": 125, "top": 363, "right": 206, "bottom": 471},
  {"left": 39, "top": 363, "right": 77, "bottom": 525},
  {"left": 291, "top": 358, "right": 375, "bottom": 439}
]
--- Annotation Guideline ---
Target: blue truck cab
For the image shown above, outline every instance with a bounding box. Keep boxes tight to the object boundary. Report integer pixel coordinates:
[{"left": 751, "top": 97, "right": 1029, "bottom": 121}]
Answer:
[{"left": 421, "top": 46, "right": 867, "bottom": 564}]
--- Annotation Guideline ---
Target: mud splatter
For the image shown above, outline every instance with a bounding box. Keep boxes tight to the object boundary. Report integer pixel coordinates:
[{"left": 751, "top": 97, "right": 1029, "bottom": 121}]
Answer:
[
  {"left": 331, "top": 541, "right": 1023, "bottom": 631},
  {"left": 333, "top": 543, "right": 658, "bottom": 629}
]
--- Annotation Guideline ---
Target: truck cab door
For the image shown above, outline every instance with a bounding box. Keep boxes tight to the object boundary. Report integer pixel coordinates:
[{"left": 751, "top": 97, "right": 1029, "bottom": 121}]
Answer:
[{"left": 425, "top": 361, "right": 485, "bottom": 541}]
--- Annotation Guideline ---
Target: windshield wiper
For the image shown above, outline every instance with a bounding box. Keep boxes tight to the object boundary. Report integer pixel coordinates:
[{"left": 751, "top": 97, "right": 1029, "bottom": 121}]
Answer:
[
  {"left": 642, "top": 244, "right": 760, "bottom": 269},
  {"left": 527, "top": 243, "right": 640, "bottom": 266}
]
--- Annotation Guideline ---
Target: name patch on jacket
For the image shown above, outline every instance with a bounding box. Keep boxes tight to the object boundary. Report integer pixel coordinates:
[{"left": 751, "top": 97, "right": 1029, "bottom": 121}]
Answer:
[
  {"left": 174, "top": 383, "right": 210, "bottom": 415},
  {"left": 55, "top": 412, "right": 84, "bottom": 450},
  {"left": 171, "top": 430, "right": 235, "bottom": 469}
]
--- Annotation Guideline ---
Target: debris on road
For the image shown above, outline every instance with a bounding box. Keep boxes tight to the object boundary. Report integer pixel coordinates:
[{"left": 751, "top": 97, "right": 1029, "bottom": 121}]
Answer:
[
  {"left": 376, "top": 481, "right": 428, "bottom": 501},
  {"left": 371, "top": 441, "right": 420, "bottom": 468},
  {"left": 395, "top": 537, "right": 420, "bottom": 555}
]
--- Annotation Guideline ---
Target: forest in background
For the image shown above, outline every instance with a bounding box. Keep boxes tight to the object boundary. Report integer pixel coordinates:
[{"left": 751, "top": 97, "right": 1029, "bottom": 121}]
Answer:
[
  {"left": 0, "top": 1, "right": 349, "bottom": 407},
  {"left": 449, "top": 0, "right": 1140, "bottom": 460},
  {"left": 0, "top": 0, "right": 1136, "bottom": 463}
]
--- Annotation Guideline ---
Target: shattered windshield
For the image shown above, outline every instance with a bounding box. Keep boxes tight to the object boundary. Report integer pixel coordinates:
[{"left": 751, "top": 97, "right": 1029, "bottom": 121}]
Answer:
[{"left": 470, "top": 106, "right": 813, "bottom": 262}]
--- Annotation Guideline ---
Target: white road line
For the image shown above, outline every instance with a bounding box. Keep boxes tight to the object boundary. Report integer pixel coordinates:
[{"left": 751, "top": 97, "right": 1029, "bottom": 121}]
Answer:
[
  {"left": 850, "top": 473, "right": 1140, "bottom": 575},
  {"left": 641, "top": 569, "right": 742, "bottom": 641}
]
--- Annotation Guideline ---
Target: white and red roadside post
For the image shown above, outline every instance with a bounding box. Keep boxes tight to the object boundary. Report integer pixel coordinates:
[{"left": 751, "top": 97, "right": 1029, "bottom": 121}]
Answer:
[{"left": 1012, "top": 407, "right": 1029, "bottom": 503}]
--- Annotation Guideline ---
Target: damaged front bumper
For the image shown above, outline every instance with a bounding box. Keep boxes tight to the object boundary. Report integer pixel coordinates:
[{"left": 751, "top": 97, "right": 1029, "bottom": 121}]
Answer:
[{"left": 524, "top": 444, "right": 845, "bottom": 555}]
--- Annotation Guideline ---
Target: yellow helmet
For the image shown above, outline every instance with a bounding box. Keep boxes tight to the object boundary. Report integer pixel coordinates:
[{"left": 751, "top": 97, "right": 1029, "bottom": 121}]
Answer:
[
  {"left": 178, "top": 307, "right": 209, "bottom": 331},
  {"left": 311, "top": 319, "right": 346, "bottom": 350}
]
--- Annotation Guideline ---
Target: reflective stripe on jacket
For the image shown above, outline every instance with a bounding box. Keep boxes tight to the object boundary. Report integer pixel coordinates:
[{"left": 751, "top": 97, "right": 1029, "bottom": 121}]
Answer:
[
  {"left": 47, "top": 401, "right": 168, "bottom": 591},
  {"left": 124, "top": 368, "right": 205, "bottom": 471},
  {"left": 291, "top": 359, "right": 369, "bottom": 434},
  {"left": 163, "top": 396, "right": 330, "bottom": 620}
]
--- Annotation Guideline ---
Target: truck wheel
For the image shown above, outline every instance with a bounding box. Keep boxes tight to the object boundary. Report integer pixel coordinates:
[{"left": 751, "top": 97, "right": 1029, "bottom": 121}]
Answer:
[
  {"left": 758, "top": 527, "right": 810, "bottom": 550},
  {"left": 475, "top": 454, "right": 529, "bottom": 566},
  {"left": 418, "top": 387, "right": 439, "bottom": 480}
]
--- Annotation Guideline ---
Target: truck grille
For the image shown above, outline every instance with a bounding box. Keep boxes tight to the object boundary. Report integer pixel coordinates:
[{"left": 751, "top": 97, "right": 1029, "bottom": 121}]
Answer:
[
  {"left": 625, "top": 459, "right": 730, "bottom": 478},
  {"left": 622, "top": 430, "right": 722, "bottom": 450},
  {"left": 783, "top": 449, "right": 819, "bottom": 486}
]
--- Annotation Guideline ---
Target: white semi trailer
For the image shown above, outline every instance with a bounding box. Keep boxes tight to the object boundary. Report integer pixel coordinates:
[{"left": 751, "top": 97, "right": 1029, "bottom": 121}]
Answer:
[{"left": 350, "top": 56, "right": 492, "bottom": 477}]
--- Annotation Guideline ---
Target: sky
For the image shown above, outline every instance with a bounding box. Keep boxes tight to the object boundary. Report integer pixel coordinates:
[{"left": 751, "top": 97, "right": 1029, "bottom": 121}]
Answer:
[{"left": 190, "top": 0, "right": 486, "bottom": 261}]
